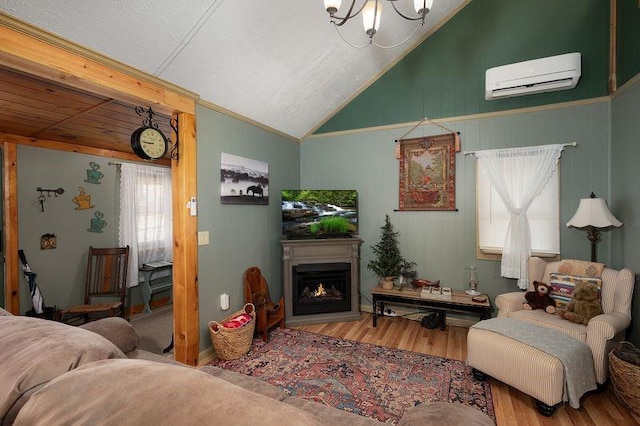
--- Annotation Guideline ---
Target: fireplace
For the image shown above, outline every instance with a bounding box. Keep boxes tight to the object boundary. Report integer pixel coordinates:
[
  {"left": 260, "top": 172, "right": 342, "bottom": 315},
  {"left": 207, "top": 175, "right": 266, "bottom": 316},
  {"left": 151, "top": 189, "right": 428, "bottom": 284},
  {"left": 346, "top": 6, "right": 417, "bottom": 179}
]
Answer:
[
  {"left": 282, "top": 238, "right": 361, "bottom": 326},
  {"left": 292, "top": 263, "right": 351, "bottom": 316}
]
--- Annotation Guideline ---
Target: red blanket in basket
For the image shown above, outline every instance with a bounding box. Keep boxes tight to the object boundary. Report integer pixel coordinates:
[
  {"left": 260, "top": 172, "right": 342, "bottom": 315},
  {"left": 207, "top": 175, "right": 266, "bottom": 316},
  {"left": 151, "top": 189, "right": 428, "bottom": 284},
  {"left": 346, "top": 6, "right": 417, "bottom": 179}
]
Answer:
[{"left": 213, "top": 313, "right": 252, "bottom": 330}]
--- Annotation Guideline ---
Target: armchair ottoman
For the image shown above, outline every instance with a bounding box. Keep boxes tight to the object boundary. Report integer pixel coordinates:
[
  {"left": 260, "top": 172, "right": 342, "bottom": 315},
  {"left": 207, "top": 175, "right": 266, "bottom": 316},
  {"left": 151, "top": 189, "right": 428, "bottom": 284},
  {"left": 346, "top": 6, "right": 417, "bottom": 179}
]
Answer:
[
  {"left": 468, "top": 325, "right": 565, "bottom": 415},
  {"left": 467, "top": 257, "right": 635, "bottom": 415}
]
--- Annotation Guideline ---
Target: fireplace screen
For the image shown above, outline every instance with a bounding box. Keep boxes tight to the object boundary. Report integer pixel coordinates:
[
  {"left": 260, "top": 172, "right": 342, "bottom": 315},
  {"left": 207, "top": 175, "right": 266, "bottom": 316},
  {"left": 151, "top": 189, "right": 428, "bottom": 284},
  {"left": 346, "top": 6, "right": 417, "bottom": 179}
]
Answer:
[{"left": 292, "top": 263, "right": 351, "bottom": 316}]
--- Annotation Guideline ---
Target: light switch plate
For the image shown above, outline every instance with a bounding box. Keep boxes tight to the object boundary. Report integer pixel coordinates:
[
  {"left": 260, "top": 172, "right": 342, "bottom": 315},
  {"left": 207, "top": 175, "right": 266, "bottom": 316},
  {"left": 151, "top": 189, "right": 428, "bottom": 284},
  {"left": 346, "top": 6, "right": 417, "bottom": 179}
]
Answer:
[{"left": 198, "top": 231, "right": 210, "bottom": 246}]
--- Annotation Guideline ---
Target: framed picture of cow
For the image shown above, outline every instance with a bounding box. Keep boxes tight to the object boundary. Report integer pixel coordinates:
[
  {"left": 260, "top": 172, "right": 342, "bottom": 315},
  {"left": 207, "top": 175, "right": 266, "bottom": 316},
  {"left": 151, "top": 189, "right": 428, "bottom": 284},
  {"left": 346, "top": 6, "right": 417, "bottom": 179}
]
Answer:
[{"left": 220, "top": 153, "right": 269, "bottom": 205}]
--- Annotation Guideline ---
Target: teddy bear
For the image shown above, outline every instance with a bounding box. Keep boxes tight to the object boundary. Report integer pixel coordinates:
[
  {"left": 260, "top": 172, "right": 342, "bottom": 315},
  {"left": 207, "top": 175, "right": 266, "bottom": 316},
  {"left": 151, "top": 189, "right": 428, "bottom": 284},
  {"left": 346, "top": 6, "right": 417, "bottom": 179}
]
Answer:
[
  {"left": 251, "top": 290, "right": 279, "bottom": 314},
  {"left": 557, "top": 281, "right": 602, "bottom": 325},
  {"left": 523, "top": 281, "right": 556, "bottom": 314}
]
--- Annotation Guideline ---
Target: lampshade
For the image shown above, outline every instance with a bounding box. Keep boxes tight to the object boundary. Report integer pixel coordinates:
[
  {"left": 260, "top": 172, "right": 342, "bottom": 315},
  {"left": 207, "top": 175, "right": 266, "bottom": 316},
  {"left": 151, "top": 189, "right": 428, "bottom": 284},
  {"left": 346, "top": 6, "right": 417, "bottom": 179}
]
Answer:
[
  {"left": 566, "top": 197, "right": 622, "bottom": 229},
  {"left": 362, "top": 1, "right": 382, "bottom": 36}
]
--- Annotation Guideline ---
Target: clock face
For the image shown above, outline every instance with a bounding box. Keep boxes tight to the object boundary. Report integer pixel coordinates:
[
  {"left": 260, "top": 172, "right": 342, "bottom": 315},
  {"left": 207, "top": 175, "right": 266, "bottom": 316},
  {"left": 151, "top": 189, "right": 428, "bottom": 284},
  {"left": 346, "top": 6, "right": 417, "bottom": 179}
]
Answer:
[{"left": 131, "top": 127, "right": 168, "bottom": 159}]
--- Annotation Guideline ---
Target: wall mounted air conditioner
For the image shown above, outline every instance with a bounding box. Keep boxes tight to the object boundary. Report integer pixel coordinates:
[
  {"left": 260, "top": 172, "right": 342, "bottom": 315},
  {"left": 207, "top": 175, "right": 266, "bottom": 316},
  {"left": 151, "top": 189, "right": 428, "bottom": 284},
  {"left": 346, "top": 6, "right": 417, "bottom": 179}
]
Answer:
[{"left": 485, "top": 52, "right": 581, "bottom": 100}]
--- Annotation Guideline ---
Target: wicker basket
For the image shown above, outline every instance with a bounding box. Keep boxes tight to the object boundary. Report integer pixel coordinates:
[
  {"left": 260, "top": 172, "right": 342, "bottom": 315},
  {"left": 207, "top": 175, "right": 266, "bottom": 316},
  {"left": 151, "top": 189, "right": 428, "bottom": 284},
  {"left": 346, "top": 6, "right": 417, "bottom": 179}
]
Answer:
[
  {"left": 208, "top": 303, "right": 256, "bottom": 361},
  {"left": 609, "top": 342, "right": 640, "bottom": 416}
]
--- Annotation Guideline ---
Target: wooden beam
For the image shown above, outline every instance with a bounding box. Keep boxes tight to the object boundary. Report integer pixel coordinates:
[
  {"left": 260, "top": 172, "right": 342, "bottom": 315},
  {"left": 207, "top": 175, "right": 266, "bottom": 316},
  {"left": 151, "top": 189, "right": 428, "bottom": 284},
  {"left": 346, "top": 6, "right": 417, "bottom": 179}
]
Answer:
[
  {"left": 171, "top": 112, "right": 199, "bottom": 366},
  {"left": 0, "top": 132, "right": 171, "bottom": 166},
  {"left": 3, "top": 142, "right": 19, "bottom": 314},
  {"left": 0, "top": 17, "right": 196, "bottom": 116}
]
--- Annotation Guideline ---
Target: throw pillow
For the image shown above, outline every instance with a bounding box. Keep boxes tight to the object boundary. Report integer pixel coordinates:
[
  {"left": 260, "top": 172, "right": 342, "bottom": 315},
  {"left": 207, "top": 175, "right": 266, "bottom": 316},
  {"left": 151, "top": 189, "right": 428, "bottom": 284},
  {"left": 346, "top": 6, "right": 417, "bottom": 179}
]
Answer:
[
  {"left": 80, "top": 316, "right": 141, "bottom": 353},
  {"left": 557, "top": 259, "right": 605, "bottom": 277},
  {"left": 549, "top": 273, "right": 603, "bottom": 311}
]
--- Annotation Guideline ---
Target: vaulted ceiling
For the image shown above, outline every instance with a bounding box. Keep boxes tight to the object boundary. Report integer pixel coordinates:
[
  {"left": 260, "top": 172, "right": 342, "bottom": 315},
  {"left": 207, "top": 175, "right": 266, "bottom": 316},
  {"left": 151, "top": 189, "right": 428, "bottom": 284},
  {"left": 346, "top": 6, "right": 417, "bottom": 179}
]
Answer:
[{"left": 0, "top": 0, "right": 467, "bottom": 141}]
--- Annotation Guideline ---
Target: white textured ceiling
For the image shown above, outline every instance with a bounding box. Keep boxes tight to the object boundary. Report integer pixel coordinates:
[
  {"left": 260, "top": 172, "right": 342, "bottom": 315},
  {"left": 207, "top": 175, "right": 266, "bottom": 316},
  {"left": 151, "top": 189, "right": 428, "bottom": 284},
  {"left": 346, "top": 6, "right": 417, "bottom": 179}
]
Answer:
[{"left": 0, "top": 0, "right": 465, "bottom": 140}]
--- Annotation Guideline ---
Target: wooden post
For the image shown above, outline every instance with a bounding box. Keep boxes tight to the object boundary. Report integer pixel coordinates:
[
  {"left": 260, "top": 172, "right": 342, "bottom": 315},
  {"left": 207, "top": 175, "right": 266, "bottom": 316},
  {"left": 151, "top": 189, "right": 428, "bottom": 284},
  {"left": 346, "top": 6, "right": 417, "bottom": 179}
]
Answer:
[
  {"left": 3, "top": 142, "right": 19, "bottom": 314},
  {"left": 171, "top": 112, "right": 199, "bottom": 366}
]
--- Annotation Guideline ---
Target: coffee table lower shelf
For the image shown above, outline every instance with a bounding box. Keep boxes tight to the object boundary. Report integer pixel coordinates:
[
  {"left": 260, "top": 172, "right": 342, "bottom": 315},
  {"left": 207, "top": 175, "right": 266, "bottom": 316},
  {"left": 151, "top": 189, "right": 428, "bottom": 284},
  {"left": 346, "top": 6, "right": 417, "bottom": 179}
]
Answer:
[{"left": 371, "top": 285, "right": 492, "bottom": 330}]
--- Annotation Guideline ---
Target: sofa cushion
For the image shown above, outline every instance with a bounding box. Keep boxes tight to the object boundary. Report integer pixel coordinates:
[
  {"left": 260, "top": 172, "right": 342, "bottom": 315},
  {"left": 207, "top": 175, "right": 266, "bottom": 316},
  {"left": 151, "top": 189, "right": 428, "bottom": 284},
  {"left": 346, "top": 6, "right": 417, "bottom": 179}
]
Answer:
[
  {"left": 283, "top": 396, "right": 381, "bottom": 425},
  {"left": 397, "top": 402, "right": 494, "bottom": 426},
  {"left": 0, "top": 316, "right": 126, "bottom": 424},
  {"left": 508, "top": 309, "right": 587, "bottom": 342},
  {"left": 14, "top": 359, "right": 325, "bottom": 426},
  {"left": 199, "top": 365, "right": 288, "bottom": 401},
  {"left": 79, "top": 316, "right": 140, "bottom": 354}
]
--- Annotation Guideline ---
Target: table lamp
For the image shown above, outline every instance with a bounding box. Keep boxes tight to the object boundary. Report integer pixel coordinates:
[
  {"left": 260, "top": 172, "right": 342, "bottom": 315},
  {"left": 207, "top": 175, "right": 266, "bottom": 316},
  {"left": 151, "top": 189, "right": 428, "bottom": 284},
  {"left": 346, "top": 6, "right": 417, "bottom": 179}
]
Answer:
[{"left": 566, "top": 192, "right": 622, "bottom": 262}]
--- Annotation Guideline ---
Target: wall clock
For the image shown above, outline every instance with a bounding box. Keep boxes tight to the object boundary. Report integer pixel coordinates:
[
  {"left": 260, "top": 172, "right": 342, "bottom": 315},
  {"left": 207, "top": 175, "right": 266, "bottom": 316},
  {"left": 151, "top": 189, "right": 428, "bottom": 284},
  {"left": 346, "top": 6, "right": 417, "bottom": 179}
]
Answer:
[{"left": 130, "top": 126, "right": 169, "bottom": 160}]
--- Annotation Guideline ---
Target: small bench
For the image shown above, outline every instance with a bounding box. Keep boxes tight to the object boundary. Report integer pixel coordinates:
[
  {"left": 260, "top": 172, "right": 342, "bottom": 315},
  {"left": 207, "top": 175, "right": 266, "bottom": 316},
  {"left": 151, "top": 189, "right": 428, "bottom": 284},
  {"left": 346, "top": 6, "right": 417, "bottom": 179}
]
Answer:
[{"left": 139, "top": 262, "right": 173, "bottom": 314}]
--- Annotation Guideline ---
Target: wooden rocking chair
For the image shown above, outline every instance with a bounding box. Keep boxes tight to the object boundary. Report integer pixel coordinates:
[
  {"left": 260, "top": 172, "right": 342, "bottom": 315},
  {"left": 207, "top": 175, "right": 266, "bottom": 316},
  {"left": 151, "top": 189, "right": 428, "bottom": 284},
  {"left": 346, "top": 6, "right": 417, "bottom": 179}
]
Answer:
[{"left": 244, "top": 267, "right": 285, "bottom": 342}]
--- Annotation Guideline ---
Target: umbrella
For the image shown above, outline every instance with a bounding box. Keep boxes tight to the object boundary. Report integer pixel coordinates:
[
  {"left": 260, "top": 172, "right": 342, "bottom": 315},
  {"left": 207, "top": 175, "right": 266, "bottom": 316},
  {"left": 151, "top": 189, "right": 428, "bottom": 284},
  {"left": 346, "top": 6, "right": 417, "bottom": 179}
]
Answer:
[{"left": 19, "top": 250, "right": 45, "bottom": 314}]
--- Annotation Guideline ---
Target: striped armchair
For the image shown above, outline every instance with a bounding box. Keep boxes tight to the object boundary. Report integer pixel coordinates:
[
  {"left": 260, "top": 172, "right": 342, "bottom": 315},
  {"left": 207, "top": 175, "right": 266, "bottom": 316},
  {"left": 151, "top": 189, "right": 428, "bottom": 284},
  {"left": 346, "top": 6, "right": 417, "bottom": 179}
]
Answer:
[{"left": 495, "top": 257, "right": 636, "bottom": 384}]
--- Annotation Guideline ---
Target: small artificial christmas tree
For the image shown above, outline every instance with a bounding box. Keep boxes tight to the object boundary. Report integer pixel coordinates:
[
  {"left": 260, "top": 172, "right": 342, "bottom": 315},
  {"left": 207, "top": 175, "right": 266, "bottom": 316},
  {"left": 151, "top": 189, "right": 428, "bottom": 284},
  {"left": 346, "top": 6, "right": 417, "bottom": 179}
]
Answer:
[{"left": 367, "top": 215, "right": 410, "bottom": 285}]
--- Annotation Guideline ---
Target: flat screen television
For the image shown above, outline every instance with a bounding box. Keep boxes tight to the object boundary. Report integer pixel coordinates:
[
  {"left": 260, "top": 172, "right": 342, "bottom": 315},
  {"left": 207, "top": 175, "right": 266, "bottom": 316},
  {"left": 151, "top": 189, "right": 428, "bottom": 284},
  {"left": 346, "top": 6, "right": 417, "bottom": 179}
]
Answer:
[{"left": 282, "top": 190, "right": 358, "bottom": 239}]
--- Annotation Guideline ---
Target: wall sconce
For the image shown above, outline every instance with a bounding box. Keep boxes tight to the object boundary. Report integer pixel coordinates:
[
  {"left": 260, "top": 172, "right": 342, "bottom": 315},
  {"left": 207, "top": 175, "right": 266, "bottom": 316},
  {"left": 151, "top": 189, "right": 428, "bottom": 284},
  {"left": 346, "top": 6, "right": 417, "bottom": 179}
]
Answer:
[{"left": 566, "top": 192, "right": 622, "bottom": 262}]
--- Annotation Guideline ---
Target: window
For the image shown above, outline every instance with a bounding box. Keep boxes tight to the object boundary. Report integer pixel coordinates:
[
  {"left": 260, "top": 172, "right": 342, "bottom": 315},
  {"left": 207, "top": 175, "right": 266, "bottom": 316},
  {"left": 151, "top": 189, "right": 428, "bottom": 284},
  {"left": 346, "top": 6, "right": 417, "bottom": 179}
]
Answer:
[
  {"left": 477, "top": 161, "right": 560, "bottom": 257},
  {"left": 119, "top": 163, "right": 172, "bottom": 286},
  {"left": 135, "top": 171, "right": 172, "bottom": 256}
]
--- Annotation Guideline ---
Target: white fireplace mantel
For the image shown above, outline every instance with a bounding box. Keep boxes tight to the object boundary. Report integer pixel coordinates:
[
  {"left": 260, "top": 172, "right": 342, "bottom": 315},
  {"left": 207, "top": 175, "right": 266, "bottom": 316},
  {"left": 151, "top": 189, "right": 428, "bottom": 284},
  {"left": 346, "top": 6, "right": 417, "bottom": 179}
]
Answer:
[{"left": 282, "top": 238, "right": 362, "bottom": 326}]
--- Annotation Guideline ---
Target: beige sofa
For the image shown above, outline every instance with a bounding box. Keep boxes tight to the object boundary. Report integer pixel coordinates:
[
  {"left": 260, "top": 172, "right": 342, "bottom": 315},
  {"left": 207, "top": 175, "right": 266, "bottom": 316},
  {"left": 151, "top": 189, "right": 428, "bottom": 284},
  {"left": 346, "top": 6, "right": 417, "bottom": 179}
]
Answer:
[{"left": 0, "top": 308, "right": 492, "bottom": 426}]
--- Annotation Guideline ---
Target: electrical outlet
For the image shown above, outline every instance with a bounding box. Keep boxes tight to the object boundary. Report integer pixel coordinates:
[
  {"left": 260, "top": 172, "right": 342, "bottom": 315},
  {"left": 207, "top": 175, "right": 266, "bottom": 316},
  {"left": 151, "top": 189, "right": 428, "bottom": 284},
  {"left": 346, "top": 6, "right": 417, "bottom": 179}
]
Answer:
[{"left": 198, "top": 231, "right": 209, "bottom": 246}]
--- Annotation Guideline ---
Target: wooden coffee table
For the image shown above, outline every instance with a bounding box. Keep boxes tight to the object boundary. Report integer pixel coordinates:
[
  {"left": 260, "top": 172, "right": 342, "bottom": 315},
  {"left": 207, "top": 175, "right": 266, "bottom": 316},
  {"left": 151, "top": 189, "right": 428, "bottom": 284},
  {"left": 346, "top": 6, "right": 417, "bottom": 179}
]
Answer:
[{"left": 371, "top": 285, "right": 492, "bottom": 330}]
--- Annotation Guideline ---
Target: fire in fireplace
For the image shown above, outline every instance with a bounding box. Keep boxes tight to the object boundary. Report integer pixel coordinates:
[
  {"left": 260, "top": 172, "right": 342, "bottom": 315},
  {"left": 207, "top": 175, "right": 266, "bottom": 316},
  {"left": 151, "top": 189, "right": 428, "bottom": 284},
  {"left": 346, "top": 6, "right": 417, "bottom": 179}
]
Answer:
[{"left": 292, "top": 263, "right": 351, "bottom": 316}]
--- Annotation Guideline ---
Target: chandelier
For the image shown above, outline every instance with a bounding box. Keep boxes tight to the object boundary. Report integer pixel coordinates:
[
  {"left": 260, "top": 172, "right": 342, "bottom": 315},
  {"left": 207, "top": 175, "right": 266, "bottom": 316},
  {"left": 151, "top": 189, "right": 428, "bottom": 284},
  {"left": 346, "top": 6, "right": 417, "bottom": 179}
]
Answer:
[{"left": 323, "top": 0, "right": 433, "bottom": 48}]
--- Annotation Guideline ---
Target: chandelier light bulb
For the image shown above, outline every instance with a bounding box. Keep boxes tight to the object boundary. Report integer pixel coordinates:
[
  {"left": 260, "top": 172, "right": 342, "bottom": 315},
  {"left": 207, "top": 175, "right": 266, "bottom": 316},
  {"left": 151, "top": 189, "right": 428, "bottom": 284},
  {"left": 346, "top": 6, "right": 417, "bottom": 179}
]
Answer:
[
  {"left": 414, "top": 0, "right": 433, "bottom": 15},
  {"left": 324, "top": 0, "right": 342, "bottom": 15},
  {"left": 362, "top": 1, "right": 382, "bottom": 37}
]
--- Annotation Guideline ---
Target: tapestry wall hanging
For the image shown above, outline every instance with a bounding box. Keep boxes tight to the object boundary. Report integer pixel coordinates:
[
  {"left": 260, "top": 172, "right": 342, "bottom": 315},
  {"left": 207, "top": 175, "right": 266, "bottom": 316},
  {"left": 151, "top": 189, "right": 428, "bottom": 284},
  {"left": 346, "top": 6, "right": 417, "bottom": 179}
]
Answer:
[{"left": 399, "top": 133, "right": 456, "bottom": 211}]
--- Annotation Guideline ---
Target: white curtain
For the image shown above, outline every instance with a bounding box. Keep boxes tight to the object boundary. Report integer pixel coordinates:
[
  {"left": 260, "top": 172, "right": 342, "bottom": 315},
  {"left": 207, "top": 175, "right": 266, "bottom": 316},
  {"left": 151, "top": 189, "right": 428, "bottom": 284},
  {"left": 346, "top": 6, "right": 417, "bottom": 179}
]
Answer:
[
  {"left": 118, "top": 163, "right": 173, "bottom": 287},
  {"left": 475, "top": 144, "right": 564, "bottom": 289}
]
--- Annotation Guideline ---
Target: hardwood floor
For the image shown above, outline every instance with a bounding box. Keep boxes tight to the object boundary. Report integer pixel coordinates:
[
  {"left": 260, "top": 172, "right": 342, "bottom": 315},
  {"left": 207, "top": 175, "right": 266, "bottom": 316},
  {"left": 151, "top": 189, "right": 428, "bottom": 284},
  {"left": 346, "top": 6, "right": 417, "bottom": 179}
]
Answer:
[{"left": 294, "top": 313, "right": 640, "bottom": 426}]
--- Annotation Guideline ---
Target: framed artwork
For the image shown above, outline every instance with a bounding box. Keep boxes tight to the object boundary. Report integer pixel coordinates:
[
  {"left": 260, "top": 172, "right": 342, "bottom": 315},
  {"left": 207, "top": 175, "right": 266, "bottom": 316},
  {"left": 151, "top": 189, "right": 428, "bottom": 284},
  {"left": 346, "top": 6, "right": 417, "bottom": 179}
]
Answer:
[
  {"left": 40, "top": 233, "right": 57, "bottom": 250},
  {"left": 399, "top": 133, "right": 456, "bottom": 211},
  {"left": 220, "top": 153, "right": 269, "bottom": 205}
]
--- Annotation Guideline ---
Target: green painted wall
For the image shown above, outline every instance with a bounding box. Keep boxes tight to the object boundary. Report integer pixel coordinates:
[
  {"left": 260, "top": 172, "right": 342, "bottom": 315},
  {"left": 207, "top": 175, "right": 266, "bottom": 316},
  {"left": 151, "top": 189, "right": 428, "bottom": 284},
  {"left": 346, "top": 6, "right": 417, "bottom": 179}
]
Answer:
[
  {"left": 611, "top": 79, "right": 640, "bottom": 347},
  {"left": 15, "top": 146, "right": 169, "bottom": 314},
  {"left": 196, "top": 104, "right": 300, "bottom": 350},
  {"left": 302, "top": 101, "right": 613, "bottom": 316},
  {"left": 17, "top": 146, "right": 119, "bottom": 313},
  {"left": 617, "top": 0, "right": 640, "bottom": 87},
  {"left": 316, "top": 0, "right": 609, "bottom": 134},
  {"left": 12, "top": 106, "right": 300, "bottom": 352}
]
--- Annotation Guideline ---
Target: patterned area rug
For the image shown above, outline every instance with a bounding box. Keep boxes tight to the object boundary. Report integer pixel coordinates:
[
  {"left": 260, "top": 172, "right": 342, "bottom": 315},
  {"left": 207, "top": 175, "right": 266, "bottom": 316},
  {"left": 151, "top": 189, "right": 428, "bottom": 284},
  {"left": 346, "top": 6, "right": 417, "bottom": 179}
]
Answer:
[{"left": 209, "top": 328, "right": 495, "bottom": 424}]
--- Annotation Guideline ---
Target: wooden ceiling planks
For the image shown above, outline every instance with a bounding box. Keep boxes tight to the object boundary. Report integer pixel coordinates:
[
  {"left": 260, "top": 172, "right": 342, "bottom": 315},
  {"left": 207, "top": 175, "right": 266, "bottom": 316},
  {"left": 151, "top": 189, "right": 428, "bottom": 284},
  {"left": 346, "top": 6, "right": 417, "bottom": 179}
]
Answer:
[{"left": 0, "top": 66, "right": 172, "bottom": 155}]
